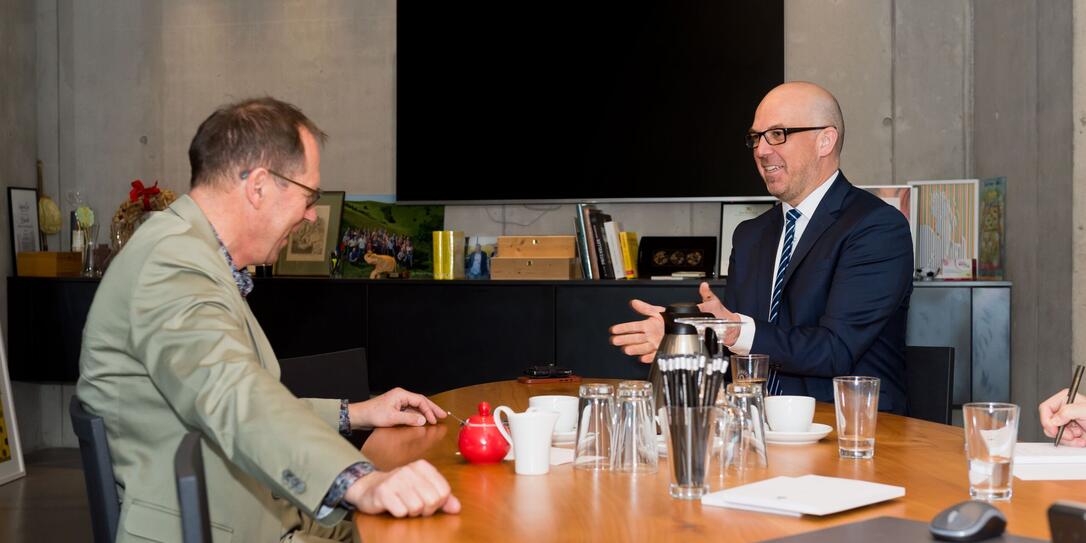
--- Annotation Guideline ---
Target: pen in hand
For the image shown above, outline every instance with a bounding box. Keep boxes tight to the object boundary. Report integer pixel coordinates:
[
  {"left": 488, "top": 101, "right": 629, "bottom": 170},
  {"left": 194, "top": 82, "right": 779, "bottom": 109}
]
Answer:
[{"left": 1054, "top": 364, "right": 1086, "bottom": 447}]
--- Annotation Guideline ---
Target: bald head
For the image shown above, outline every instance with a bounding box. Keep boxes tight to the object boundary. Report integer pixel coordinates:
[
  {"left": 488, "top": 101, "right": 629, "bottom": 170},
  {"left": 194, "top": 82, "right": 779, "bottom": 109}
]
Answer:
[{"left": 759, "top": 82, "right": 844, "bottom": 155}]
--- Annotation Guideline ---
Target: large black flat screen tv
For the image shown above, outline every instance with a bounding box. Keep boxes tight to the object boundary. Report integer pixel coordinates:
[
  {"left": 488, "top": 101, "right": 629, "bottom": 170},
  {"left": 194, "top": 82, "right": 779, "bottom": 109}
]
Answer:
[{"left": 396, "top": 2, "right": 783, "bottom": 203}]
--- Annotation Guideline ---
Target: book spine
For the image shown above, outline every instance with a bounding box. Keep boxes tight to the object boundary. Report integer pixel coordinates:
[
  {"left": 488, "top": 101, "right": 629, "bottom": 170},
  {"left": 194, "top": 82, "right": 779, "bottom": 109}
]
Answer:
[
  {"left": 582, "top": 205, "right": 600, "bottom": 280},
  {"left": 620, "top": 231, "right": 639, "bottom": 279},
  {"left": 448, "top": 231, "right": 465, "bottom": 279},
  {"left": 574, "top": 204, "right": 594, "bottom": 279},
  {"left": 604, "top": 220, "right": 625, "bottom": 280},
  {"left": 432, "top": 231, "right": 446, "bottom": 279},
  {"left": 589, "top": 210, "right": 613, "bottom": 280}
]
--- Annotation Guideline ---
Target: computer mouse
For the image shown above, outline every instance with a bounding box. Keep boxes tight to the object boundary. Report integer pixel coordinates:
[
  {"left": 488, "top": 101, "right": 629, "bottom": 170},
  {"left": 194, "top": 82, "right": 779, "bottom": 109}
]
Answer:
[{"left": 930, "top": 500, "right": 1007, "bottom": 542}]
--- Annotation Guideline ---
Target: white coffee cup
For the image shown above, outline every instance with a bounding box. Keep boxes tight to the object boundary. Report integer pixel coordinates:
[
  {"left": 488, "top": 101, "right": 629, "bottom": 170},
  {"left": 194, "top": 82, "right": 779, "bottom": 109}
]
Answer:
[
  {"left": 765, "top": 395, "right": 816, "bottom": 432},
  {"left": 494, "top": 406, "right": 559, "bottom": 475},
  {"left": 528, "top": 395, "right": 579, "bottom": 433}
]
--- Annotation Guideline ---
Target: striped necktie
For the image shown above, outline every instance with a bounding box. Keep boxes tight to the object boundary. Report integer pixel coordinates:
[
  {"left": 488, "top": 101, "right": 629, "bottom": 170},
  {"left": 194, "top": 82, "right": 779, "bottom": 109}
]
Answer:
[
  {"left": 769, "top": 208, "right": 802, "bottom": 324},
  {"left": 767, "top": 208, "right": 801, "bottom": 397}
]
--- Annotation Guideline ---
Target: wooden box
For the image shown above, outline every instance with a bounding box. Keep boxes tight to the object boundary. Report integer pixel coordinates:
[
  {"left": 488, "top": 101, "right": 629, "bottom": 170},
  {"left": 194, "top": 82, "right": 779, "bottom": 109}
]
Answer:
[
  {"left": 497, "top": 236, "right": 576, "bottom": 258},
  {"left": 17, "top": 251, "right": 82, "bottom": 277},
  {"left": 490, "top": 257, "right": 580, "bottom": 280}
]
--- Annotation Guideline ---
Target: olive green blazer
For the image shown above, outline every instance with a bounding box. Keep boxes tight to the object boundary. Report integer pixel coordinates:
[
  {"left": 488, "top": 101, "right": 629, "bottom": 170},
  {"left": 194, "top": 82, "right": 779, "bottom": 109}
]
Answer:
[{"left": 77, "top": 195, "right": 366, "bottom": 542}]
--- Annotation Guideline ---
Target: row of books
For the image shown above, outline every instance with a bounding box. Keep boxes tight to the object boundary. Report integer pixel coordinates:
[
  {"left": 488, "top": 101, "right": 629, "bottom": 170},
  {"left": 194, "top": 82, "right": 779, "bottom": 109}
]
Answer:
[{"left": 575, "top": 203, "right": 639, "bottom": 280}]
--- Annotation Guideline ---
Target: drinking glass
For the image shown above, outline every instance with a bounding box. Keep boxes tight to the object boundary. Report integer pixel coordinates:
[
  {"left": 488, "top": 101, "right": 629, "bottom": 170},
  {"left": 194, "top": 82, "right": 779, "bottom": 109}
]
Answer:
[
  {"left": 574, "top": 383, "right": 615, "bottom": 471},
  {"left": 833, "top": 376, "right": 880, "bottom": 459},
  {"left": 723, "top": 383, "right": 768, "bottom": 470},
  {"left": 662, "top": 406, "right": 725, "bottom": 499},
  {"left": 963, "top": 402, "right": 1020, "bottom": 501},
  {"left": 611, "top": 381, "right": 658, "bottom": 474}
]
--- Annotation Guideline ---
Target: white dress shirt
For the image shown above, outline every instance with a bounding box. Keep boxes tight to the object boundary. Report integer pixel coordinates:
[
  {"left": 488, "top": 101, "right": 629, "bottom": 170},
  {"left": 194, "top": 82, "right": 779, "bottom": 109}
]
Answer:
[{"left": 729, "top": 170, "right": 840, "bottom": 354}]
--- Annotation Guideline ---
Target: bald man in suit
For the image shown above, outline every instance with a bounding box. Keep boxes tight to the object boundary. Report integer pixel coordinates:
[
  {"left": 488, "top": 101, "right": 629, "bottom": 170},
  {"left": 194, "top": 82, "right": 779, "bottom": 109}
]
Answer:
[{"left": 611, "top": 82, "right": 913, "bottom": 413}]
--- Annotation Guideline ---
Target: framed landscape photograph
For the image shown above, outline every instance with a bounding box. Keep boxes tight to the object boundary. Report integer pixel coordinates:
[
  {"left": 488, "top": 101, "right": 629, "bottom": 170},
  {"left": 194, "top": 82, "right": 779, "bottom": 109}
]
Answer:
[
  {"left": 0, "top": 322, "right": 25, "bottom": 485},
  {"left": 7, "top": 187, "right": 41, "bottom": 275},
  {"left": 276, "top": 191, "right": 345, "bottom": 276}
]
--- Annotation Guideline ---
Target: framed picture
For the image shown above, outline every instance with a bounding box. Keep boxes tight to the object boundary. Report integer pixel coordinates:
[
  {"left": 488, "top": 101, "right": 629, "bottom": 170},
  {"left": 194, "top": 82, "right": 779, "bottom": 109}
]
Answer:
[
  {"left": 908, "top": 179, "right": 979, "bottom": 273},
  {"left": 860, "top": 185, "right": 914, "bottom": 244},
  {"left": 0, "top": 321, "right": 26, "bottom": 485},
  {"left": 337, "top": 199, "right": 445, "bottom": 279},
  {"left": 275, "top": 191, "right": 345, "bottom": 276},
  {"left": 720, "top": 203, "right": 772, "bottom": 277},
  {"left": 7, "top": 187, "right": 41, "bottom": 275},
  {"left": 977, "top": 177, "right": 1006, "bottom": 280}
]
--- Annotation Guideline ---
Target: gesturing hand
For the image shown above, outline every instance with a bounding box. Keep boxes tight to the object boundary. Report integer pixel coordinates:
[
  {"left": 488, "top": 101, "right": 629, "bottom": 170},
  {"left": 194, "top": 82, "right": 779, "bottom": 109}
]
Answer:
[
  {"left": 696, "top": 282, "right": 742, "bottom": 346},
  {"left": 609, "top": 299, "right": 666, "bottom": 363}
]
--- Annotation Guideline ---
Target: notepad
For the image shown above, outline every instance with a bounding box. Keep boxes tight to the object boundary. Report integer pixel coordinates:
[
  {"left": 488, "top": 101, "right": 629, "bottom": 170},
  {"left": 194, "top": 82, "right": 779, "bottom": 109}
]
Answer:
[
  {"left": 701, "top": 475, "right": 905, "bottom": 517},
  {"left": 1012, "top": 442, "right": 1086, "bottom": 480},
  {"left": 1014, "top": 442, "right": 1086, "bottom": 464}
]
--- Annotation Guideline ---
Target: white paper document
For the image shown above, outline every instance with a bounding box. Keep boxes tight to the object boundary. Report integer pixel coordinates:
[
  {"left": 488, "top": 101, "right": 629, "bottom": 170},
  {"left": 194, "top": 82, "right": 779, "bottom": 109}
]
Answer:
[
  {"left": 1012, "top": 442, "right": 1086, "bottom": 480},
  {"left": 701, "top": 475, "right": 905, "bottom": 517},
  {"left": 1014, "top": 442, "right": 1086, "bottom": 464}
]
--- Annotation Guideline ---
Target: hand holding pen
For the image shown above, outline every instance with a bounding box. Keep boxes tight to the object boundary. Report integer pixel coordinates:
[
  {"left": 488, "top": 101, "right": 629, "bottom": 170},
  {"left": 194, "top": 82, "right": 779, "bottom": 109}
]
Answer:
[{"left": 1041, "top": 365, "right": 1086, "bottom": 447}]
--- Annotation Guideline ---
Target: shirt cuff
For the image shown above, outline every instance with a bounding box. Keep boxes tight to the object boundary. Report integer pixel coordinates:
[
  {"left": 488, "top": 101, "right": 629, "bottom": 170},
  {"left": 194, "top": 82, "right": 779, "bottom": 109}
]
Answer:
[
  {"left": 338, "top": 398, "right": 351, "bottom": 436},
  {"left": 316, "top": 461, "right": 377, "bottom": 519},
  {"left": 729, "top": 313, "right": 755, "bottom": 355}
]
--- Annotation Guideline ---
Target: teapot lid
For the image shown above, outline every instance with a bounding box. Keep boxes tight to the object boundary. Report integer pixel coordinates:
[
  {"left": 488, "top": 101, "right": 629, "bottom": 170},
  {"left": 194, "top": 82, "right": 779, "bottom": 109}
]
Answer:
[{"left": 466, "top": 401, "right": 497, "bottom": 425}]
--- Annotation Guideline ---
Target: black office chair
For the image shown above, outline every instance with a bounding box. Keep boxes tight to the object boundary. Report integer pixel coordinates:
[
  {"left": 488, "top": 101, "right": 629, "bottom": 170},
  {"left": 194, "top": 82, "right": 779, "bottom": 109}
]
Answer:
[
  {"left": 905, "top": 346, "right": 955, "bottom": 425},
  {"left": 279, "top": 347, "right": 370, "bottom": 446},
  {"left": 175, "top": 432, "right": 212, "bottom": 543},
  {"left": 69, "top": 396, "right": 120, "bottom": 543}
]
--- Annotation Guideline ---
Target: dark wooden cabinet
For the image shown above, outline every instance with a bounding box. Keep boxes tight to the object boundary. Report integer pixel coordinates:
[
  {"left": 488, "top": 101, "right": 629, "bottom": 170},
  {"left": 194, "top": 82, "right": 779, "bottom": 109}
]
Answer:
[{"left": 7, "top": 277, "right": 714, "bottom": 395}]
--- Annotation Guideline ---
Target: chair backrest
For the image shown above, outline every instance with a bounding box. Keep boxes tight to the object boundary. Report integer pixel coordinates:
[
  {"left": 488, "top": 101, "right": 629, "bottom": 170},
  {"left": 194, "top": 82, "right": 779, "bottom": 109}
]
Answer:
[
  {"left": 175, "top": 432, "right": 212, "bottom": 543},
  {"left": 905, "top": 346, "right": 955, "bottom": 425},
  {"left": 68, "top": 396, "right": 120, "bottom": 543},
  {"left": 279, "top": 347, "right": 369, "bottom": 402}
]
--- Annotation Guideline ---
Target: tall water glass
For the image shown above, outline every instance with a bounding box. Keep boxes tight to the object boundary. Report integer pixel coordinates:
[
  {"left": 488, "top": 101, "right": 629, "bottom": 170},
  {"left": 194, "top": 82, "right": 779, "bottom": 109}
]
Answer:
[
  {"left": 963, "top": 402, "right": 1020, "bottom": 501},
  {"left": 724, "top": 383, "right": 768, "bottom": 470},
  {"left": 611, "top": 381, "right": 658, "bottom": 474},
  {"left": 663, "top": 406, "right": 724, "bottom": 499},
  {"left": 574, "top": 383, "right": 615, "bottom": 471},
  {"left": 833, "top": 376, "right": 880, "bottom": 459}
]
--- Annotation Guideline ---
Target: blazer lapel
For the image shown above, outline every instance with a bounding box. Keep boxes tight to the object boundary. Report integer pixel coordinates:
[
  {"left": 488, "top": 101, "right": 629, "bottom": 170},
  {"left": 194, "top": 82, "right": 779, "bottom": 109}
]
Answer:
[
  {"left": 779, "top": 174, "right": 852, "bottom": 290},
  {"left": 754, "top": 205, "right": 783, "bottom": 321}
]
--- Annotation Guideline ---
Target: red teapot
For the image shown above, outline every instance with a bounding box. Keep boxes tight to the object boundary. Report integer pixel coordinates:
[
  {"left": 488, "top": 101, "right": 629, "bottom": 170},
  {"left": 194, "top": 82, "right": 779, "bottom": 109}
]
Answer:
[{"left": 458, "top": 401, "right": 511, "bottom": 464}]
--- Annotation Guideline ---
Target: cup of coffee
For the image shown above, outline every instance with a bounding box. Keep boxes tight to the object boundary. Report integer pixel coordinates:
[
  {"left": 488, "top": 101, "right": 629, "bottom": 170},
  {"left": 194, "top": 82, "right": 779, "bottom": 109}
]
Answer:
[
  {"left": 764, "top": 395, "right": 815, "bottom": 432},
  {"left": 528, "top": 395, "right": 579, "bottom": 434}
]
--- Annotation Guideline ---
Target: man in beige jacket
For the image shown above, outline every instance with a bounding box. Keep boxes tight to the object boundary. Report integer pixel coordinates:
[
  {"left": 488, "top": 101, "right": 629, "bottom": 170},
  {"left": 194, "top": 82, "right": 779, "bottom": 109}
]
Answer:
[{"left": 77, "top": 97, "right": 459, "bottom": 542}]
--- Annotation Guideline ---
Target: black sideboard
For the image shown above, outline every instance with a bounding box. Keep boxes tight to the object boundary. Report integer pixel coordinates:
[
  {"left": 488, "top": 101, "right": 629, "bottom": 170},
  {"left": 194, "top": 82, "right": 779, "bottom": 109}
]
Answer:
[{"left": 7, "top": 277, "right": 715, "bottom": 395}]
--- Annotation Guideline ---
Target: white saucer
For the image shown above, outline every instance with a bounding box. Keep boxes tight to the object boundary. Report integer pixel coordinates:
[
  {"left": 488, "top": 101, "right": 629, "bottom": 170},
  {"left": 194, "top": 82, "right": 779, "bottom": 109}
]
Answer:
[
  {"left": 552, "top": 430, "right": 577, "bottom": 445},
  {"left": 765, "top": 423, "right": 832, "bottom": 445}
]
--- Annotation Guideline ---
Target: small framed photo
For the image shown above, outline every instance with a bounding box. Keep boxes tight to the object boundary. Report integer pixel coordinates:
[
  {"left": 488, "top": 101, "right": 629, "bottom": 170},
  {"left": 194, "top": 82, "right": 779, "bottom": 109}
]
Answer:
[
  {"left": 275, "top": 191, "right": 345, "bottom": 276},
  {"left": 7, "top": 187, "right": 41, "bottom": 275}
]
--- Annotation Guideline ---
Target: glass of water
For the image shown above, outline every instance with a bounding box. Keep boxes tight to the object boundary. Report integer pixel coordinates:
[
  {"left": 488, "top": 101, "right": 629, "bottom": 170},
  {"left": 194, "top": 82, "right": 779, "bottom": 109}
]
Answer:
[
  {"left": 832, "top": 376, "right": 880, "bottom": 459},
  {"left": 963, "top": 402, "right": 1020, "bottom": 501}
]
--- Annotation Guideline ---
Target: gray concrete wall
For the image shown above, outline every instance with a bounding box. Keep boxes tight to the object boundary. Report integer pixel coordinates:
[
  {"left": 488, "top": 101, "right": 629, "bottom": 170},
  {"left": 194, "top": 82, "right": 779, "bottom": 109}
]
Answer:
[{"left": 974, "top": 0, "right": 1073, "bottom": 441}]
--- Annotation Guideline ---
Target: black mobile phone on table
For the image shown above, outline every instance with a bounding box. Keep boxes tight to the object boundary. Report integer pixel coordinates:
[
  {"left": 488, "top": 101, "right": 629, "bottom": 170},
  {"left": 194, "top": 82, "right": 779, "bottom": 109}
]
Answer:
[{"left": 1050, "top": 501, "right": 1086, "bottom": 543}]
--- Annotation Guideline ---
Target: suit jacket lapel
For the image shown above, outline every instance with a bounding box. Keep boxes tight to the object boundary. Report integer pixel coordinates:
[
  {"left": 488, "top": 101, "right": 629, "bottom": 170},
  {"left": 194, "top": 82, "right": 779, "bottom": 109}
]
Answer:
[
  {"left": 755, "top": 205, "right": 783, "bottom": 321},
  {"left": 779, "top": 174, "right": 852, "bottom": 291}
]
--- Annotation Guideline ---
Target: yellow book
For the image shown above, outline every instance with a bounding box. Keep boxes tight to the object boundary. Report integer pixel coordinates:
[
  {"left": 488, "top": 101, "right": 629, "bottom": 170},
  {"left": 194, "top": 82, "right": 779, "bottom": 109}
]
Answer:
[
  {"left": 619, "top": 231, "right": 639, "bottom": 279},
  {"left": 447, "top": 231, "right": 466, "bottom": 279},
  {"left": 432, "top": 230, "right": 446, "bottom": 279}
]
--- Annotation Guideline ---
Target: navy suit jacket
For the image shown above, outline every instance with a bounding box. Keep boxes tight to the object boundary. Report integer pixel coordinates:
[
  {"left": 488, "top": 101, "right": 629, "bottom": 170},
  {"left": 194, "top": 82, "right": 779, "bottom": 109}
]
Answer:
[{"left": 724, "top": 173, "right": 913, "bottom": 413}]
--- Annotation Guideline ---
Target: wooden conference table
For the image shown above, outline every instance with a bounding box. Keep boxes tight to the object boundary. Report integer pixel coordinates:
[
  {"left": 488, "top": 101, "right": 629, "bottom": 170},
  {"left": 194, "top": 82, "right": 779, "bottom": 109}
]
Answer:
[{"left": 356, "top": 379, "right": 1077, "bottom": 541}]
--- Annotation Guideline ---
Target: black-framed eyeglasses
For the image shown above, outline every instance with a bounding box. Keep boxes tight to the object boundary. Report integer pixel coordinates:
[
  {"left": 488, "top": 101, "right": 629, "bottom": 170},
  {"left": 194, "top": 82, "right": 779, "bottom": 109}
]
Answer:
[
  {"left": 266, "top": 168, "right": 323, "bottom": 208},
  {"left": 745, "top": 126, "right": 831, "bottom": 149}
]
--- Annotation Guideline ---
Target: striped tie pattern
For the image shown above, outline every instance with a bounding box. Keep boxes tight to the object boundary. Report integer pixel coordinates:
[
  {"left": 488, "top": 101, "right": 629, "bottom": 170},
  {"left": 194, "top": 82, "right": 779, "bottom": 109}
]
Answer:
[{"left": 767, "top": 208, "right": 800, "bottom": 396}]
